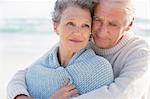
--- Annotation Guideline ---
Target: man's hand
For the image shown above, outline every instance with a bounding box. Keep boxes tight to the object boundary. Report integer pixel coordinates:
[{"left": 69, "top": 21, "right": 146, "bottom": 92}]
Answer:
[
  {"left": 50, "top": 78, "right": 79, "bottom": 99},
  {"left": 15, "top": 95, "right": 33, "bottom": 99}
]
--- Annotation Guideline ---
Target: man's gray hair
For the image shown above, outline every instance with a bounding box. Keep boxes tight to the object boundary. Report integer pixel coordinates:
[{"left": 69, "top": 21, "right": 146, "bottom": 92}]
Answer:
[
  {"left": 52, "top": 0, "right": 94, "bottom": 23},
  {"left": 93, "top": 0, "right": 135, "bottom": 23},
  {"left": 93, "top": 0, "right": 135, "bottom": 15}
]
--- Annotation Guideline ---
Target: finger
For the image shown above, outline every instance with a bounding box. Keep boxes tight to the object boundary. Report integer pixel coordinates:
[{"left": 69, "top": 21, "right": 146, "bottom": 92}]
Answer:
[
  {"left": 65, "top": 84, "right": 76, "bottom": 92},
  {"left": 59, "top": 84, "right": 76, "bottom": 94},
  {"left": 65, "top": 89, "right": 79, "bottom": 97},
  {"left": 70, "top": 89, "right": 79, "bottom": 95},
  {"left": 73, "top": 94, "right": 79, "bottom": 97}
]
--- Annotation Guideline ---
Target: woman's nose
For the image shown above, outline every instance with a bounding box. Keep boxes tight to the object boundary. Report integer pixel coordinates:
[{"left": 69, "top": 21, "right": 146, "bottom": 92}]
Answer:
[{"left": 72, "top": 26, "right": 81, "bottom": 34}]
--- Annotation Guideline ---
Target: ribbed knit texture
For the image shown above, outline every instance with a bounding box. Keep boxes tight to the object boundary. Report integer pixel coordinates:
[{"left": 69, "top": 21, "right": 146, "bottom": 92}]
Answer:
[
  {"left": 25, "top": 46, "right": 114, "bottom": 99},
  {"left": 7, "top": 70, "right": 30, "bottom": 99},
  {"left": 90, "top": 31, "right": 150, "bottom": 78}
]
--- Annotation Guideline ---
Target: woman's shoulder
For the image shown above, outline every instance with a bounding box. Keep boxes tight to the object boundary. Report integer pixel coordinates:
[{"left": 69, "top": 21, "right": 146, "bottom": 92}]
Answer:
[
  {"left": 80, "top": 48, "right": 110, "bottom": 62},
  {"left": 71, "top": 48, "right": 112, "bottom": 70}
]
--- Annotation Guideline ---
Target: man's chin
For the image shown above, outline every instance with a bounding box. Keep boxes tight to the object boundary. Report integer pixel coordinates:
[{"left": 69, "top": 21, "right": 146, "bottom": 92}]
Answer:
[{"left": 95, "top": 43, "right": 110, "bottom": 49}]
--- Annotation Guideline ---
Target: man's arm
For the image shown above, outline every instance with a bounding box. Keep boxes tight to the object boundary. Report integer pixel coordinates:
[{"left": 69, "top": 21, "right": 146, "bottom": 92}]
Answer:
[
  {"left": 6, "top": 46, "right": 55, "bottom": 99},
  {"left": 73, "top": 48, "right": 150, "bottom": 99},
  {"left": 7, "top": 69, "right": 30, "bottom": 99}
]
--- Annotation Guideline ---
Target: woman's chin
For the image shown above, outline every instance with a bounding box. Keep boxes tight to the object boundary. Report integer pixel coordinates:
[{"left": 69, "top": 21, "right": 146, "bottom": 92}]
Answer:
[{"left": 70, "top": 47, "right": 85, "bottom": 53}]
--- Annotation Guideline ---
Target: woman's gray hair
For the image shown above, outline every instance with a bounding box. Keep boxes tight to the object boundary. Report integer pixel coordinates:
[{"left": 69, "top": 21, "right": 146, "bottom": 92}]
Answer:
[{"left": 52, "top": 0, "right": 94, "bottom": 23}]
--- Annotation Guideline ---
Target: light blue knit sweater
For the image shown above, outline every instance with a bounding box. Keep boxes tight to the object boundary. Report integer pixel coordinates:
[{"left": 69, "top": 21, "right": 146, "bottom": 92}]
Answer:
[{"left": 25, "top": 45, "right": 114, "bottom": 99}]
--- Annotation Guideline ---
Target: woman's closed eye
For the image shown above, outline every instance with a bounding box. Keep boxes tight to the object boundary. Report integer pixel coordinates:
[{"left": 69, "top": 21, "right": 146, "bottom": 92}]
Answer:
[
  {"left": 82, "top": 24, "right": 90, "bottom": 29},
  {"left": 66, "top": 22, "right": 75, "bottom": 27}
]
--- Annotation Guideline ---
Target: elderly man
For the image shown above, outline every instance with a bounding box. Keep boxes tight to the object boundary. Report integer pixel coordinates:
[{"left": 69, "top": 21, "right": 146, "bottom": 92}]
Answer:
[
  {"left": 73, "top": 0, "right": 150, "bottom": 99},
  {"left": 7, "top": 0, "right": 150, "bottom": 99}
]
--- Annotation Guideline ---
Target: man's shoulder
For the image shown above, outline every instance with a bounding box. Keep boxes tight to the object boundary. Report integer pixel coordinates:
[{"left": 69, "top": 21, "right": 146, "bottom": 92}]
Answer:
[
  {"left": 126, "top": 34, "right": 150, "bottom": 51},
  {"left": 121, "top": 34, "right": 150, "bottom": 61}
]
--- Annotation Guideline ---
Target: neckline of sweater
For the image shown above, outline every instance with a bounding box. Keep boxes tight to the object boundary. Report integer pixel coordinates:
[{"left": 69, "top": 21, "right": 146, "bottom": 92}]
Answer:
[{"left": 91, "top": 31, "right": 134, "bottom": 56}]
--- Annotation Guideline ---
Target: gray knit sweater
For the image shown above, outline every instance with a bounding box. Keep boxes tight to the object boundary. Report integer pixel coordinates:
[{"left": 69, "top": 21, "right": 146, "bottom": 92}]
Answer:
[{"left": 25, "top": 45, "right": 113, "bottom": 99}]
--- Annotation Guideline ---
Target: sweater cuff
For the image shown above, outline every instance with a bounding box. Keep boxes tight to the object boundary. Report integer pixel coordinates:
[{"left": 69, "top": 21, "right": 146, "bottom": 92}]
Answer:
[{"left": 7, "top": 87, "right": 30, "bottom": 99}]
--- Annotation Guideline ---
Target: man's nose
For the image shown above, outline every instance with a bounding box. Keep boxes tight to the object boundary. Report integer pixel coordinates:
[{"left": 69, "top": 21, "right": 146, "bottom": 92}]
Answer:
[{"left": 96, "top": 24, "right": 108, "bottom": 37}]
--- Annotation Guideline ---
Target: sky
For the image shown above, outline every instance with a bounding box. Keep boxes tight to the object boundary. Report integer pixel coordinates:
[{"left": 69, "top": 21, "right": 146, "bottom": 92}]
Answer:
[{"left": 0, "top": 0, "right": 149, "bottom": 19}]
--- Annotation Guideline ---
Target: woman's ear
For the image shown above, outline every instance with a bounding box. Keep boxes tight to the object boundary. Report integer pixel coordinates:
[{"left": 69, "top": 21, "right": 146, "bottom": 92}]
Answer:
[
  {"left": 53, "top": 22, "right": 59, "bottom": 34},
  {"left": 125, "top": 17, "right": 134, "bottom": 31}
]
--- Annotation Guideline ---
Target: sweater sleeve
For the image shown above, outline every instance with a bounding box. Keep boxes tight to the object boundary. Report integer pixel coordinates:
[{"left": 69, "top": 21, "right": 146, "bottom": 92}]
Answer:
[
  {"left": 7, "top": 69, "right": 30, "bottom": 99},
  {"left": 6, "top": 46, "right": 55, "bottom": 99},
  {"left": 72, "top": 47, "right": 150, "bottom": 99}
]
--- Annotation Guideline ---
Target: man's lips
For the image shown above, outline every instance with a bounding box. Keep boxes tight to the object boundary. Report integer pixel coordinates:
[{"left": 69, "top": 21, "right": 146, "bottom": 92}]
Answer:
[{"left": 95, "top": 35, "right": 109, "bottom": 42}]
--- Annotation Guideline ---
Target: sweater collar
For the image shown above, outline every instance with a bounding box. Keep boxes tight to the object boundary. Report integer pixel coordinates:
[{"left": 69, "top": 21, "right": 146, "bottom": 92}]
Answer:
[
  {"left": 48, "top": 42, "right": 87, "bottom": 69},
  {"left": 91, "top": 31, "right": 134, "bottom": 56}
]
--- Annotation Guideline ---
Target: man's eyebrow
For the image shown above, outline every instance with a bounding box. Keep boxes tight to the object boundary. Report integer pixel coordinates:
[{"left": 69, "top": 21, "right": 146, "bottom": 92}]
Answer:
[{"left": 110, "top": 20, "right": 122, "bottom": 25}]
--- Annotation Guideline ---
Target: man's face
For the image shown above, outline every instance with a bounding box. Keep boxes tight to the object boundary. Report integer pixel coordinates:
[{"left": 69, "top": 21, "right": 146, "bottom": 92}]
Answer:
[{"left": 92, "top": 3, "right": 130, "bottom": 49}]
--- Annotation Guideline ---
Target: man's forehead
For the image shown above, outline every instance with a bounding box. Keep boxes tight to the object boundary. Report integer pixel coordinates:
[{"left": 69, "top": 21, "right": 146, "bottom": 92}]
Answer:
[
  {"left": 93, "top": 13, "right": 126, "bottom": 25},
  {"left": 94, "top": 4, "right": 126, "bottom": 18}
]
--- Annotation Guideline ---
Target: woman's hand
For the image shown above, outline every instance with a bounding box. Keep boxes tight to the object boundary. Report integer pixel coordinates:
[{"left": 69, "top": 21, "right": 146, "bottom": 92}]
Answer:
[{"left": 50, "top": 78, "right": 79, "bottom": 99}]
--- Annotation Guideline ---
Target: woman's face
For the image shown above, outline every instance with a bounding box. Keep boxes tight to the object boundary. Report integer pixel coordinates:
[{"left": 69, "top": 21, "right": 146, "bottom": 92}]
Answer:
[{"left": 54, "top": 6, "right": 92, "bottom": 53}]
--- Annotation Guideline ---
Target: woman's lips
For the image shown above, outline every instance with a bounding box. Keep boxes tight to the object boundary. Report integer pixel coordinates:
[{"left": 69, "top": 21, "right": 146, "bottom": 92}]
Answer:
[{"left": 69, "top": 39, "right": 82, "bottom": 43}]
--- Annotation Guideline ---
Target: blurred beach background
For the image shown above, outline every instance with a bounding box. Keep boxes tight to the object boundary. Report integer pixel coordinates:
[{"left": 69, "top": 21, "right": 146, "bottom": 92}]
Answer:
[{"left": 0, "top": 0, "right": 150, "bottom": 98}]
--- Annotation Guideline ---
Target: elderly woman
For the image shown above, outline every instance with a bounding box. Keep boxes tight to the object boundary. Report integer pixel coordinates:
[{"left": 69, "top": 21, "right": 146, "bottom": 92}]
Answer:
[{"left": 7, "top": 0, "right": 113, "bottom": 99}]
